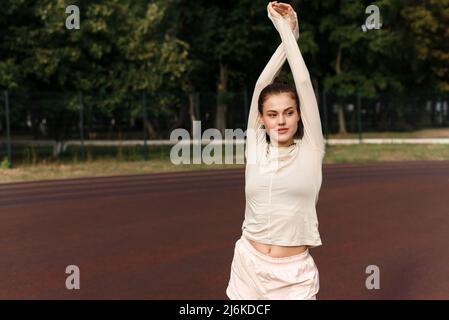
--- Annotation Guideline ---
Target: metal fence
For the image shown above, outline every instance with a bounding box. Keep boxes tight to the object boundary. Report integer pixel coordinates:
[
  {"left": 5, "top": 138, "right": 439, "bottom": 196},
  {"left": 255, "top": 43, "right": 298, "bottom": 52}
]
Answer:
[{"left": 1, "top": 90, "right": 448, "bottom": 167}]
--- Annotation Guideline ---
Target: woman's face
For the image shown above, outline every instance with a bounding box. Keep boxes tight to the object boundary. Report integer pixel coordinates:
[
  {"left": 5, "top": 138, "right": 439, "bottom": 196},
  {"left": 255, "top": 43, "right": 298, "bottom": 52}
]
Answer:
[{"left": 261, "top": 93, "right": 300, "bottom": 146}]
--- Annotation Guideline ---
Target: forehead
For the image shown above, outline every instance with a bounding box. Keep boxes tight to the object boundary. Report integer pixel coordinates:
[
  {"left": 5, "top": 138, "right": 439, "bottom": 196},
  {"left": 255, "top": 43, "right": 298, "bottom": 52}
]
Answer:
[{"left": 264, "top": 93, "right": 296, "bottom": 111}]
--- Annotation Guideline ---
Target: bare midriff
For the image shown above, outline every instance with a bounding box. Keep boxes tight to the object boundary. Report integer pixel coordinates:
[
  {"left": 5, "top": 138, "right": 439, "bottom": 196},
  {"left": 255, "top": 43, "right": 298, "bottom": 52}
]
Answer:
[{"left": 247, "top": 238, "right": 308, "bottom": 258}]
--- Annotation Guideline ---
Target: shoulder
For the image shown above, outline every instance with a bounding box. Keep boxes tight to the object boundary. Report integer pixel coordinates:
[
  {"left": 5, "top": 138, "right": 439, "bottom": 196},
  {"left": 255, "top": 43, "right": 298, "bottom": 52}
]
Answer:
[{"left": 299, "top": 139, "right": 326, "bottom": 159}]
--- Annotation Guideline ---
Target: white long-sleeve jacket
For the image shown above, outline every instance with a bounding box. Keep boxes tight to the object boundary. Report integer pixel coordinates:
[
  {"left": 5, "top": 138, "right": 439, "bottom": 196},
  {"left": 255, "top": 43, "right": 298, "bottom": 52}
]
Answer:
[{"left": 242, "top": 8, "right": 326, "bottom": 248}]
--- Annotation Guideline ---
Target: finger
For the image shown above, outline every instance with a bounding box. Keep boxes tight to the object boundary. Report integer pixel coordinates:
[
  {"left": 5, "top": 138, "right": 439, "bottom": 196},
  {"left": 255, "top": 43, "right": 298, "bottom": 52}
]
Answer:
[
  {"left": 273, "top": 4, "right": 288, "bottom": 14},
  {"left": 272, "top": 5, "right": 286, "bottom": 13},
  {"left": 268, "top": 2, "right": 282, "bottom": 17},
  {"left": 275, "top": 9, "right": 288, "bottom": 16},
  {"left": 276, "top": 4, "right": 289, "bottom": 13},
  {"left": 272, "top": 3, "right": 290, "bottom": 16},
  {"left": 281, "top": 4, "right": 293, "bottom": 13}
]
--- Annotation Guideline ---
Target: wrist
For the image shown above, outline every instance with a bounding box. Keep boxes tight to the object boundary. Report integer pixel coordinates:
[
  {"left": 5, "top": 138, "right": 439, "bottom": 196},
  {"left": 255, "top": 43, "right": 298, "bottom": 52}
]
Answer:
[{"left": 287, "top": 12, "right": 299, "bottom": 40}]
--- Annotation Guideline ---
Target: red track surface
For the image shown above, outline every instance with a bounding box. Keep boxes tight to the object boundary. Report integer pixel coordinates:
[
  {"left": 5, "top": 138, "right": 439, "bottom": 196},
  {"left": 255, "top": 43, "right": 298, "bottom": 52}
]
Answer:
[{"left": 1, "top": 160, "right": 448, "bottom": 299}]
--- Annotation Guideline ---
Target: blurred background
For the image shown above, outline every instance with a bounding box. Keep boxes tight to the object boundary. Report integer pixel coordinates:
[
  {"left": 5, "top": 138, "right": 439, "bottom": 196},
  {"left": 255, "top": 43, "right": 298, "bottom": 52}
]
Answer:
[
  {"left": 1, "top": 0, "right": 448, "bottom": 182},
  {"left": 1, "top": 0, "right": 449, "bottom": 301}
]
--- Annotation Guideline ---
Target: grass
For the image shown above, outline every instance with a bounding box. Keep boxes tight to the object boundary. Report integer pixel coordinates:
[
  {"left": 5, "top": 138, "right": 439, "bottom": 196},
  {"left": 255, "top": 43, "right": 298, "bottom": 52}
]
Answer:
[
  {"left": 1, "top": 143, "right": 448, "bottom": 184},
  {"left": 327, "top": 127, "right": 449, "bottom": 139},
  {"left": 322, "top": 143, "right": 449, "bottom": 164},
  {"left": 0, "top": 158, "right": 244, "bottom": 183}
]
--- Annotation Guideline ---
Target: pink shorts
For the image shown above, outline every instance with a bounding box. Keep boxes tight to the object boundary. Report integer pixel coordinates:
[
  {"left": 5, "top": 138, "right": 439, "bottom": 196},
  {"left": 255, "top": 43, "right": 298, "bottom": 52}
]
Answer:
[{"left": 226, "top": 235, "right": 319, "bottom": 300}]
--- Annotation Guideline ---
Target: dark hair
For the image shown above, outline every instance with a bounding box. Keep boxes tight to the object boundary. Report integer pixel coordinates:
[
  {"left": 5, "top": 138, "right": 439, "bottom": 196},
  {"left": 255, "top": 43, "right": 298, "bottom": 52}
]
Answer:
[{"left": 257, "top": 81, "right": 304, "bottom": 142}]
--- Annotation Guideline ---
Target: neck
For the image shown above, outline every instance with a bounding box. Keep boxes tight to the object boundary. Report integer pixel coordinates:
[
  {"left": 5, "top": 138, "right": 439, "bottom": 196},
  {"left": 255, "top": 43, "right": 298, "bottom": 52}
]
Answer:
[{"left": 270, "top": 140, "right": 295, "bottom": 148}]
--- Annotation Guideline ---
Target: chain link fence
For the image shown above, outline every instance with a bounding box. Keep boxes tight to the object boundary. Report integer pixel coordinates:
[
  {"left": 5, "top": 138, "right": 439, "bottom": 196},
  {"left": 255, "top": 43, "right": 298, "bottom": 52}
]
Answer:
[{"left": 1, "top": 90, "right": 448, "bottom": 167}]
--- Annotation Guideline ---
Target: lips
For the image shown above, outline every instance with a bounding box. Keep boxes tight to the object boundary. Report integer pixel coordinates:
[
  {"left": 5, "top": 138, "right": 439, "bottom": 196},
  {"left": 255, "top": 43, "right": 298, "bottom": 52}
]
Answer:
[{"left": 277, "top": 128, "right": 288, "bottom": 134}]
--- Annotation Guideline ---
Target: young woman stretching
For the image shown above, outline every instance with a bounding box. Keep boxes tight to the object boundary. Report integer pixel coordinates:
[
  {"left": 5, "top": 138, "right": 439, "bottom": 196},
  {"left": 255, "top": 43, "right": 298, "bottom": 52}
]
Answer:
[{"left": 226, "top": 2, "right": 326, "bottom": 300}]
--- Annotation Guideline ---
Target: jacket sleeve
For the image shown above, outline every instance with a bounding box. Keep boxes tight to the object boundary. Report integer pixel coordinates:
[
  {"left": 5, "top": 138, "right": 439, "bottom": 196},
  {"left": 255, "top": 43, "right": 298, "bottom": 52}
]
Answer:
[
  {"left": 246, "top": 10, "right": 300, "bottom": 161},
  {"left": 269, "top": 11, "right": 326, "bottom": 156}
]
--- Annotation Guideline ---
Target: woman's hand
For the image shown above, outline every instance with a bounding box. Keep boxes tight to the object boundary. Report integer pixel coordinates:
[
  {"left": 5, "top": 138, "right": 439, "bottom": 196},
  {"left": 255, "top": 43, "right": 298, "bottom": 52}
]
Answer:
[
  {"left": 267, "top": 1, "right": 282, "bottom": 19},
  {"left": 270, "top": 1, "right": 297, "bottom": 32}
]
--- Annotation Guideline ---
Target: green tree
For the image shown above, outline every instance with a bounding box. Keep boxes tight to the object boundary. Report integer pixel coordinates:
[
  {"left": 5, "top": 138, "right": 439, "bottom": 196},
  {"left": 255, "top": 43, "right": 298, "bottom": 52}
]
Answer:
[{"left": 0, "top": 0, "right": 190, "bottom": 140}]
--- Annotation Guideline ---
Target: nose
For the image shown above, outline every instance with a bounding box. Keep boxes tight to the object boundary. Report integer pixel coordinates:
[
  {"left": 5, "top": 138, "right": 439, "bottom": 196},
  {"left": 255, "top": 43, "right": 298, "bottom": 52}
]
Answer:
[{"left": 278, "top": 114, "right": 286, "bottom": 125}]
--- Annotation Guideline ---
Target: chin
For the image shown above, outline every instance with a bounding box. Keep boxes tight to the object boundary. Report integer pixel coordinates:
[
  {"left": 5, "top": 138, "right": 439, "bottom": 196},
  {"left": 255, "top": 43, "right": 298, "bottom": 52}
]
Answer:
[{"left": 271, "top": 135, "right": 293, "bottom": 144}]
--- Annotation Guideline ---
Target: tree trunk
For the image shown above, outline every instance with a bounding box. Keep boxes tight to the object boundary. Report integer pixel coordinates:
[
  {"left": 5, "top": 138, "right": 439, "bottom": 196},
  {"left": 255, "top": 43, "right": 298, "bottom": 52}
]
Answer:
[
  {"left": 335, "top": 46, "right": 347, "bottom": 134},
  {"left": 215, "top": 62, "right": 228, "bottom": 136},
  {"left": 144, "top": 118, "right": 157, "bottom": 139},
  {"left": 189, "top": 92, "right": 200, "bottom": 139},
  {"left": 169, "top": 102, "right": 189, "bottom": 132},
  {"left": 337, "top": 104, "right": 347, "bottom": 134}
]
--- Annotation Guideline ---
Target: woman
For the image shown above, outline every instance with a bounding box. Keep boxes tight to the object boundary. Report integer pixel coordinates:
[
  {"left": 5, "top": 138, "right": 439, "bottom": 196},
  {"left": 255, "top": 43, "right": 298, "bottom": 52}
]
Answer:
[{"left": 226, "top": 1, "right": 326, "bottom": 300}]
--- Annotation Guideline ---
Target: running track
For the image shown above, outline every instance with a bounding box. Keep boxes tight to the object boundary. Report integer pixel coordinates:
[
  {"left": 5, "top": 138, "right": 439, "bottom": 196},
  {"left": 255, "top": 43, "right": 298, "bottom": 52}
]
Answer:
[{"left": 1, "top": 160, "right": 448, "bottom": 299}]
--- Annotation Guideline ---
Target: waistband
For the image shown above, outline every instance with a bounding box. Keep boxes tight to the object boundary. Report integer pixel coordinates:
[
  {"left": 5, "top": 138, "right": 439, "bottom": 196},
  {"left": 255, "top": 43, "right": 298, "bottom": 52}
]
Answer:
[{"left": 240, "top": 234, "right": 309, "bottom": 264}]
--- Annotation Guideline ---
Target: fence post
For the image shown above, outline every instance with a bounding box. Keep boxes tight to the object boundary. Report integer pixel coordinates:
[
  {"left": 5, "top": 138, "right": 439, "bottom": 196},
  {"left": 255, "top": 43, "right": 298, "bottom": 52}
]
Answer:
[
  {"left": 243, "top": 87, "right": 248, "bottom": 125},
  {"left": 195, "top": 92, "right": 200, "bottom": 123},
  {"left": 4, "top": 90, "right": 12, "bottom": 168},
  {"left": 322, "top": 90, "right": 328, "bottom": 145},
  {"left": 445, "top": 94, "right": 449, "bottom": 125},
  {"left": 357, "top": 93, "right": 363, "bottom": 143},
  {"left": 79, "top": 91, "right": 85, "bottom": 162},
  {"left": 142, "top": 91, "right": 149, "bottom": 160}
]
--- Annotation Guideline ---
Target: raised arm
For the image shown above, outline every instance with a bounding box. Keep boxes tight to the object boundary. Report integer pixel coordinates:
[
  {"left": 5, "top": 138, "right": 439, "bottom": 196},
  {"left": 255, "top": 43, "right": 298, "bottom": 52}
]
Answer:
[
  {"left": 246, "top": 5, "right": 299, "bottom": 160},
  {"left": 269, "top": 8, "right": 325, "bottom": 154}
]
